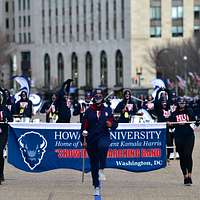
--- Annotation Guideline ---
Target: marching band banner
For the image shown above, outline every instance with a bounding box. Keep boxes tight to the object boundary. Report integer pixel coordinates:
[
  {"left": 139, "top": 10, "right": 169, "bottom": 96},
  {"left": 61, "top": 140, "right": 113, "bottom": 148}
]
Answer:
[{"left": 8, "top": 123, "right": 166, "bottom": 173}]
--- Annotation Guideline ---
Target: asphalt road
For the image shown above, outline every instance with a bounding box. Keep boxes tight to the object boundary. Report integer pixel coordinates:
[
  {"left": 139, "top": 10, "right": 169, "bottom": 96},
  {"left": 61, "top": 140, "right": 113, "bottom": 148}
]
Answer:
[{"left": 1, "top": 127, "right": 200, "bottom": 200}]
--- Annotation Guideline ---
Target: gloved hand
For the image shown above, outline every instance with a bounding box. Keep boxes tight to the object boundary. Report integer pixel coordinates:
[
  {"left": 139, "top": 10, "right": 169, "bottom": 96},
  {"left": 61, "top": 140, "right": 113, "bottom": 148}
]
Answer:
[
  {"left": 195, "top": 119, "right": 200, "bottom": 127},
  {"left": 82, "top": 130, "right": 88, "bottom": 137}
]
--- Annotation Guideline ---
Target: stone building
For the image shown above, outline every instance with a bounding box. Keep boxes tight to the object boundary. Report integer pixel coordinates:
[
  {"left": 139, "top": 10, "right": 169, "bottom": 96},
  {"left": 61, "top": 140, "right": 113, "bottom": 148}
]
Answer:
[{"left": 1, "top": 0, "right": 200, "bottom": 92}]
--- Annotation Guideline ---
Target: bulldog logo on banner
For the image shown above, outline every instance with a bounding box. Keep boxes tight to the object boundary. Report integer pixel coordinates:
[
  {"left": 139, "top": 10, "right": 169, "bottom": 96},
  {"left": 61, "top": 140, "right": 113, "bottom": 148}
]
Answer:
[{"left": 18, "top": 131, "right": 47, "bottom": 170}]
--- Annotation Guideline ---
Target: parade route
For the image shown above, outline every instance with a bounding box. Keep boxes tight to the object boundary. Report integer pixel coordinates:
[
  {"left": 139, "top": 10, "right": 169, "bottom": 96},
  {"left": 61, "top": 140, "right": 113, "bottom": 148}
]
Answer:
[{"left": 0, "top": 128, "right": 200, "bottom": 200}]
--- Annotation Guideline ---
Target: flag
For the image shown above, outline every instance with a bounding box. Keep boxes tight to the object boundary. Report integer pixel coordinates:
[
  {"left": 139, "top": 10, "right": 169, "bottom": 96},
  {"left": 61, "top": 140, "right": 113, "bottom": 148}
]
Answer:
[
  {"left": 166, "top": 79, "right": 175, "bottom": 89},
  {"left": 188, "top": 72, "right": 195, "bottom": 80},
  {"left": 176, "top": 75, "right": 186, "bottom": 90},
  {"left": 194, "top": 72, "right": 200, "bottom": 86}
]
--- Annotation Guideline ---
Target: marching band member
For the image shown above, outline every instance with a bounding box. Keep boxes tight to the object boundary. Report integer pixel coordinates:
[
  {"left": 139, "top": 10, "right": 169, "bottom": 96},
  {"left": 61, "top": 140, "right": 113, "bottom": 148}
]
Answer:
[
  {"left": 81, "top": 89, "right": 118, "bottom": 196},
  {"left": 73, "top": 91, "right": 92, "bottom": 123},
  {"left": 155, "top": 97, "right": 173, "bottom": 162},
  {"left": 41, "top": 93, "right": 58, "bottom": 123},
  {"left": 0, "top": 89, "right": 13, "bottom": 184},
  {"left": 14, "top": 91, "right": 33, "bottom": 122},
  {"left": 114, "top": 89, "right": 138, "bottom": 123},
  {"left": 169, "top": 97, "right": 198, "bottom": 186},
  {"left": 56, "top": 95, "right": 72, "bottom": 123}
]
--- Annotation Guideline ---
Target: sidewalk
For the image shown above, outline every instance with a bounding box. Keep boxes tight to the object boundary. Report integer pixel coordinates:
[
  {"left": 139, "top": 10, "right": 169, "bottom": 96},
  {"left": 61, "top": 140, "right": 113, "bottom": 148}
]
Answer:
[{"left": 1, "top": 129, "right": 200, "bottom": 200}]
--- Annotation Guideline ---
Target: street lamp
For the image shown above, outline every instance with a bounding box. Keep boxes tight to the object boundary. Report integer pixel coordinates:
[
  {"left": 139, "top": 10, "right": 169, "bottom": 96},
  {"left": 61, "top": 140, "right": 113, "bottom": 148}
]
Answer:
[
  {"left": 183, "top": 56, "right": 188, "bottom": 96},
  {"left": 136, "top": 67, "right": 142, "bottom": 87}
]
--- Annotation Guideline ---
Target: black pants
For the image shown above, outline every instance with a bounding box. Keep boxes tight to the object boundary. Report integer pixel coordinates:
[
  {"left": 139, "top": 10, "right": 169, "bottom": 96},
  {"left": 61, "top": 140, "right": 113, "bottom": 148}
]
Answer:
[
  {"left": 166, "top": 129, "right": 174, "bottom": 159},
  {"left": 0, "top": 124, "right": 8, "bottom": 176},
  {"left": 175, "top": 134, "right": 195, "bottom": 176},
  {"left": 87, "top": 137, "right": 110, "bottom": 188}
]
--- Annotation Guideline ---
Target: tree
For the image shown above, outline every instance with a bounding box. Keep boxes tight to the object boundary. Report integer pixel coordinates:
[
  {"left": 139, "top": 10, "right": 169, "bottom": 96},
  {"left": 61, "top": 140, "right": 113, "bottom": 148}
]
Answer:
[
  {"left": 0, "top": 30, "right": 13, "bottom": 88},
  {"left": 148, "top": 34, "right": 200, "bottom": 96}
]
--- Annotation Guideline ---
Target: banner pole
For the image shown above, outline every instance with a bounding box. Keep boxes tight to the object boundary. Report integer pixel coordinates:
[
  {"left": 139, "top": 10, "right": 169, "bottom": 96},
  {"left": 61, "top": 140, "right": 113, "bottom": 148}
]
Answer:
[{"left": 82, "top": 136, "right": 86, "bottom": 183}]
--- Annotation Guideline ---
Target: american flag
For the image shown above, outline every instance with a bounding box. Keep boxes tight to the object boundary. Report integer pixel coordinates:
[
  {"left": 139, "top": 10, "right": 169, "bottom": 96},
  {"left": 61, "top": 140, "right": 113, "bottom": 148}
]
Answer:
[
  {"left": 176, "top": 75, "right": 186, "bottom": 90},
  {"left": 166, "top": 79, "right": 175, "bottom": 89},
  {"left": 194, "top": 72, "right": 200, "bottom": 86}
]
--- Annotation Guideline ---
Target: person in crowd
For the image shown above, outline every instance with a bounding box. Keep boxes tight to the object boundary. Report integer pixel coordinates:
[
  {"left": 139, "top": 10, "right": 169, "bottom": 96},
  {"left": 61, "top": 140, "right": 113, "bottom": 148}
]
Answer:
[
  {"left": 0, "top": 89, "right": 13, "bottom": 184},
  {"left": 40, "top": 93, "right": 58, "bottom": 122},
  {"left": 155, "top": 97, "right": 173, "bottom": 163},
  {"left": 169, "top": 97, "right": 198, "bottom": 185},
  {"left": 14, "top": 91, "right": 33, "bottom": 122},
  {"left": 73, "top": 91, "right": 92, "bottom": 123},
  {"left": 56, "top": 95, "right": 72, "bottom": 123},
  {"left": 4, "top": 89, "right": 14, "bottom": 113},
  {"left": 137, "top": 94, "right": 145, "bottom": 110},
  {"left": 81, "top": 89, "right": 118, "bottom": 196},
  {"left": 114, "top": 89, "right": 138, "bottom": 123}
]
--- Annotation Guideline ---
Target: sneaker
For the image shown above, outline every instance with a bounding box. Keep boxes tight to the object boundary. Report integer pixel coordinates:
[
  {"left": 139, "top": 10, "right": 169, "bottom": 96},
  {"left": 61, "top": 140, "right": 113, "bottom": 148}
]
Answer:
[
  {"left": 94, "top": 187, "right": 100, "bottom": 196},
  {"left": 188, "top": 177, "right": 192, "bottom": 185},
  {"left": 184, "top": 177, "right": 191, "bottom": 186},
  {"left": 99, "top": 169, "right": 106, "bottom": 181},
  {"left": 0, "top": 175, "right": 4, "bottom": 182}
]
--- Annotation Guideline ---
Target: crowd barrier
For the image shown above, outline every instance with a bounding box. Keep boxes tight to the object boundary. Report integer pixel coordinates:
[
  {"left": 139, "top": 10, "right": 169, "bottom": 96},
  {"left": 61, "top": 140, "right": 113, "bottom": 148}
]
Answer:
[{"left": 6, "top": 123, "right": 167, "bottom": 173}]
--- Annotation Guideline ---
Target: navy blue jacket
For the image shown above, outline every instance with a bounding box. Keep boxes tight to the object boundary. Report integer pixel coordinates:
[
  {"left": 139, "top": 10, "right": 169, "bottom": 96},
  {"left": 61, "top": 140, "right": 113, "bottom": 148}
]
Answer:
[{"left": 81, "top": 104, "right": 118, "bottom": 145}]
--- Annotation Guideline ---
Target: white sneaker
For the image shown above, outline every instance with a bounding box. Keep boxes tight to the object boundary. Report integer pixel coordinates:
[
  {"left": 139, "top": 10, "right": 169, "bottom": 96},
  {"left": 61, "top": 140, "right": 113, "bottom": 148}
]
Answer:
[
  {"left": 99, "top": 169, "right": 106, "bottom": 181},
  {"left": 93, "top": 187, "right": 100, "bottom": 196}
]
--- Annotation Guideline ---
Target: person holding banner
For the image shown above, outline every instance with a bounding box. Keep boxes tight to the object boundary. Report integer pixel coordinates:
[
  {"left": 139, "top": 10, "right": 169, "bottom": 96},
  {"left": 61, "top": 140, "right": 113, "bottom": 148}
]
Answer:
[
  {"left": 114, "top": 89, "right": 137, "bottom": 123},
  {"left": 0, "top": 89, "right": 13, "bottom": 184},
  {"left": 81, "top": 89, "right": 118, "bottom": 196},
  {"left": 169, "top": 97, "right": 198, "bottom": 186},
  {"left": 155, "top": 97, "right": 173, "bottom": 163}
]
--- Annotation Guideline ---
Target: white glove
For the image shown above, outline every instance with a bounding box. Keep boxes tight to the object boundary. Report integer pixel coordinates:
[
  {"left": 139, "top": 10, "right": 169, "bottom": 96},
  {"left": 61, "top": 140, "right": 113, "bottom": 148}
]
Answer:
[{"left": 82, "top": 130, "right": 88, "bottom": 137}]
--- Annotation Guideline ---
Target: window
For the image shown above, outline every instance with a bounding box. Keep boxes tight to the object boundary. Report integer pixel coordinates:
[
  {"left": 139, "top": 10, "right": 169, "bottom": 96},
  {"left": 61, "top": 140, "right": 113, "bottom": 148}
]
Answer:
[
  {"left": 194, "top": 6, "right": 200, "bottom": 19},
  {"left": 23, "top": 16, "right": 26, "bottom": 27},
  {"left": 85, "top": 52, "right": 93, "bottom": 88},
  {"left": 115, "top": 50, "right": 123, "bottom": 86},
  {"left": 150, "top": 6, "right": 161, "bottom": 20},
  {"left": 98, "top": 0, "right": 101, "bottom": 40},
  {"left": 172, "top": 6, "right": 183, "bottom": 19},
  {"left": 83, "top": 0, "right": 87, "bottom": 41},
  {"left": 150, "top": 26, "right": 161, "bottom": 37},
  {"left": 172, "top": 26, "right": 183, "bottom": 37},
  {"left": 57, "top": 53, "right": 64, "bottom": 85},
  {"left": 23, "top": 0, "right": 26, "bottom": 10},
  {"left": 19, "top": 16, "right": 21, "bottom": 28},
  {"left": 42, "top": 27, "right": 45, "bottom": 43},
  {"left": 18, "top": 0, "right": 21, "bottom": 11},
  {"left": 121, "top": 0, "right": 125, "bottom": 38},
  {"left": 100, "top": 51, "right": 108, "bottom": 86},
  {"left": 44, "top": 54, "right": 51, "bottom": 88},
  {"left": 106, "top": 0, "right": 109, "bottom": 39},
  {"left": 5, "top": 1, "right": 9, "bottom": 12},
  {"left": 113, "top": 0, "right": 117, "bottom": 39},
  {"left": 13, "top": 18, "right": 15, "bottom": 30},
  {"left": 91, "top": 0, "right": 94, "bottom": 40},
  {"left": 76, "top": 0, "right": 80, "bottom": 41},
  {"left": 5, "top": 18, "right": 9, "bottom": 29},
  {"left": 71, "top": 53, "right": 78, "bottom": 87},
  {"left": 28, "top": 16, "right": 31, "bottom": 27},
  {"left": 69, "top": 0, "right": 73, "bottom": 41},
  {"left": 28, "top": 32, "right": 31, "bottom": 43},
  {"left": 24, "top": 33, "right": 27, "bottom": 43},
  {"left": 19, "top": 33, "right": 22, "bottom": 43},
  {"left": 27, "top": 0, "right": 30, "bottom": 10}
]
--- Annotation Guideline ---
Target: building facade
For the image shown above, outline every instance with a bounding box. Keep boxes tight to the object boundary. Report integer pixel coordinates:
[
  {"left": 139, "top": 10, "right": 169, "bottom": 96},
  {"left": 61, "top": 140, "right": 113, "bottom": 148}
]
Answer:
[{"left": 1, "top": 0, "right": 200, "bottom": 91}]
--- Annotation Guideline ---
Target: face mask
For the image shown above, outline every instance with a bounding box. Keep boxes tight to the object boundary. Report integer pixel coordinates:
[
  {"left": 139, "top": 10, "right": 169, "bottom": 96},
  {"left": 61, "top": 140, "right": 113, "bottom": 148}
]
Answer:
[{"left": 94, "top": 95, "right": 103, "bottom": 104}]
